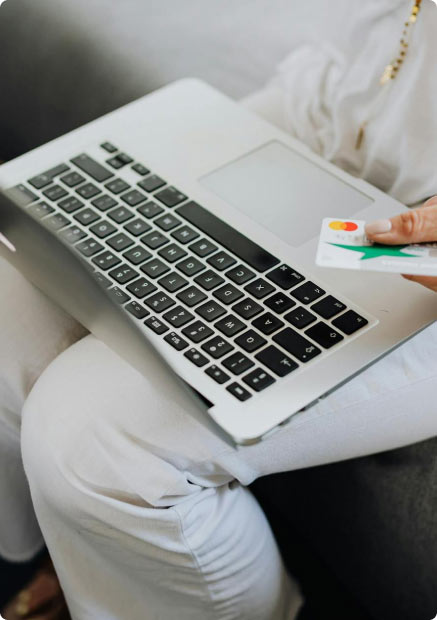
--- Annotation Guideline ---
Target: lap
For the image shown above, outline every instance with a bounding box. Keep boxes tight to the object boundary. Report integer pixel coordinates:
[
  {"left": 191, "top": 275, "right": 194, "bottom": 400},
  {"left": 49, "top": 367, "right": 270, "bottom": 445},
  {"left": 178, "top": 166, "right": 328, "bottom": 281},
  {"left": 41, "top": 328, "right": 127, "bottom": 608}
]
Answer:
[{"left": 22, "top": 318, "right": 437, "bottom": 504}]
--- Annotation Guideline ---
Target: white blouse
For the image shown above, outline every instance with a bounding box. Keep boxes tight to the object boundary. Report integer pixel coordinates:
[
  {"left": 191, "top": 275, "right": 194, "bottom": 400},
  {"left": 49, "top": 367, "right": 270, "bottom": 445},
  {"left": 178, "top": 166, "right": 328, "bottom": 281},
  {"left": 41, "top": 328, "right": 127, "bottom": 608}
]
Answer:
[{"left": 269, "top": 0, "right": 437, "bottom": 206}]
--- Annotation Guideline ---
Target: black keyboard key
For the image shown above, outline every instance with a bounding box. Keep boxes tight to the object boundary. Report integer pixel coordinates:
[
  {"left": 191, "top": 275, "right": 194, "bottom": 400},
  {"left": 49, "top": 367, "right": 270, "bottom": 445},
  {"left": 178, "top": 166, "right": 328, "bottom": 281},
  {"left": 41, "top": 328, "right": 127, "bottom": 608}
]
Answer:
[
  {"left": 7, "top": 184, "right": 38, "bottom": 206},
  {"left": 155, "top": 214, "right": 182, "bottom": 231},
  {"left": 92, "top": 272, "right": 112, "bottom": 288},
  {"left": 59, "top": 226, "right": 86, "bottom": 244},
  {"left": 92, "top": 194, "right": 118, "bottom": 211},
  {"left": 243, "top": 368, "right": 275, "bottom": 392},
  {"left": 155, "top": 186, "right": 187, "bottom": 207},
  {"left": 164, "top": 332, "right": 189, "bottom": 351},
  {"left": 252, "top": 312, "right": 284, "bottom": 335},
  {"left": 226, "top": 265, "right": 255, "bottom": 285},
  {"left": 273, "top": 328, "right": 321, "bottom": 363},
  {"left": 117, "top": 153, "right": 134, "bottom": 165},
  {"left": 205, "top": 365, "right": 230, "bottom": 385},
  {"left": 125, "top": 301, "right": 149, "bottom": 320},
  {"left": 332, "top": 310, "right": 369, "bottom": 335},
  {"left": 158, "top": 272, "right": 188, "bottom": 293},
  {"left": 108, "top": 287, "right": 130, "bottom": 304},
  {"left": 145, "top": 316, "right": 169, "bottom": 335},
  {"left": 141, "top": 258, "right": 170, "bottom": 279},
  {"left": 132, "top": 163, "right": 150, "bottom": 176},
  {"left": 60, "top": 171, "right": 85, "bottom": 187},
  {"left": 92, "top": 251, "right": 121, "bottom": 270},
  {"left": 189, "top": 238, "right": 217, "bottom": 257},
  {"left": 207, "top": 251, "right": 236, "bottom": 271},
  {"left": 28, "top": 202, "right": 54, "bottom": 218},
  {"left": 177, "top": 202, "right": 280, "bottom": 273},
  {"left": 213, "top": 284, "right": 243, "bottom": 305},
  {"left": 232, "top": 298, "right": 263, "bottom": 320},
  {"left": 108, "top": 206, "right": 134, "bottom": 224},
  {"left": 194, "top": 270, "right": 224, "bottom": 291},
  {"left": 235, "top": 330, "right": 267, "bottom": 353},
  {"left": 182, "top": 320, "right": 214, "bottom": 343},
  {"left": 107, "top": 156, "right": 125, "bottom": 169},
  {"left": 266, "top": 265, "right": 304, "bottom": 289},
  {"left": 127, "top": 277, "right": 157, "bottom": 299},
  {"left": 90, "top": 220, "right": 117, "bottom": 238},
  {"left": 121, "top": 189, "right": 147, "bottom": 206},
  {"left": 124, "top": 218, "right": 151, "bottom": 237},
  {"left": 158, "top": 243, "right": 187, "bottom": 263},
  {"left": 145, "top": 292, "right": 175, "bottom": 313},
  {"left": 292, "top": 282, "right": 326, "bottom": 305},
  {"left": 244, "top": 278, "right": 275, "bottom": 299},
  {"left": 141, "top": 231, "right": 169, "bottom": 250},
  {"left": 137, "top": 201, "right": 164, "bottom": 219},
  {"left": 76, "top": 183, "right": 100, "bottom": 199},
  {"left": 74, "top": 208, "right": 100, "bottom": 226},
  {"left": 312, "top": 296, "right": 347, "bottom": 320},
  {"left": 58, "top": 196, "right": 84, "bottom": 213},
  {"left": 101, "top": 142, "right": 117, "bottom": 153},
  {"left": 196, "top": 300, "right": 226, "bottom": 321},
  {"left": 71, "top": 154, "right": 114, "bottom": 182},
  {"left": 105, "top": 178, "right": 130, "bottom": 195},
  {"left": 202, "top": 336, "right": 233, "bottom": 359},
  {"left": 305, "top": 322, "right": 344, "bottom": 349},
  {"left": 163, "top": 306, "right": 194, "bottom": 328},
  {"left": 184, "top": 348, "right": 209, "bottom": 367},
  {"left": 177, "top": 257, "right": 205, "bottom": 277},
  {"left": 28, "top": 163, "right": 69, "bottom": 189},
  {"left": 43, "top": 185, "right": 68, "bottom": 201},
  {"left": 138, "top": 175, "right": 166, "bottom": 193},
  {"left": 214, "top": 315, "right": 245, "bottom": 337},
  {"left": 284, "top": 307, "right": 317, "bottom": 329},
  {"left": 171, "top": 225, "right": 199, "bottom": 244},
  {"left": 255, "top": 346, "right": 298, "bottom": 377},
  {"left": 222, "top": 352, "right": 254, "bottom": 376},
  {"left": 109, "top": 265, "right": 138, "bottom": 284},
  {"left": 123, "top": 246, "right": 152, "bottom": 265},
  {"left": 44, "top": 213, "right": 70, "bottom": 230},
  {"left": 177, "top": 286, "right": 207, "bottom": 307},
  {"left": 76, "top": 238, "right": 103, "bottom": 257},
  {"left": 226, "top": 383, "right": 252, "bottom": 401},
  {"left": 264, "top": 292, "right": 295, "bottom": 314}
]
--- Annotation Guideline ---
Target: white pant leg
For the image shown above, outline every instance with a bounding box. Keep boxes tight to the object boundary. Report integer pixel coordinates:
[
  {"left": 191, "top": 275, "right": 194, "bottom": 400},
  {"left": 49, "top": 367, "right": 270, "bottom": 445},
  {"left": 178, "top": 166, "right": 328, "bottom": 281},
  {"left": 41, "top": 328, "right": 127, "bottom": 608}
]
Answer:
[
  {"left": 22, "top": 335, "right": 301, "bottom": 620},
  {"left": 0, "top": 257, "right": 87, "bottom": 560}
]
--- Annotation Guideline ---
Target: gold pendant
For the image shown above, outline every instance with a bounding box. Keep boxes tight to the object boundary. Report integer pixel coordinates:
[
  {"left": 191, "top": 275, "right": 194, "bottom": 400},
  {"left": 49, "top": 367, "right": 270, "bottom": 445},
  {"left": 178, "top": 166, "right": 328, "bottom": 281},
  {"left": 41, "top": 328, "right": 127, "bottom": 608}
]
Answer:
[{"left": 355, "top": 124, "right": 365, "bottom": 150}]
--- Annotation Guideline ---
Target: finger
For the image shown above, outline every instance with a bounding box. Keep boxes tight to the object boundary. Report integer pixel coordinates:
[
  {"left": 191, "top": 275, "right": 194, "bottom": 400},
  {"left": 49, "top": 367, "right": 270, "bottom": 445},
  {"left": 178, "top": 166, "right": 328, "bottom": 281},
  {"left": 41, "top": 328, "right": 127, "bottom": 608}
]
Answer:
[
  {"left": 402, "top": 274, "right": 437, "bottom": 293},
  {"left": 365, "top": 201, "right": 437, "bottom": 245}
]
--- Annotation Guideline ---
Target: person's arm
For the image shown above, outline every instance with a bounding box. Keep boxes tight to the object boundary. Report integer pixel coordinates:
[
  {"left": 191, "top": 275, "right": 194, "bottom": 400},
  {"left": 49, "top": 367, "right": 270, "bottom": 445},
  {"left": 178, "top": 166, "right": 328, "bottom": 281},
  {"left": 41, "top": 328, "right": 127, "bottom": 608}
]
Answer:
[{"left": 365, "top": 196, "right": 437, "bottom": 292}]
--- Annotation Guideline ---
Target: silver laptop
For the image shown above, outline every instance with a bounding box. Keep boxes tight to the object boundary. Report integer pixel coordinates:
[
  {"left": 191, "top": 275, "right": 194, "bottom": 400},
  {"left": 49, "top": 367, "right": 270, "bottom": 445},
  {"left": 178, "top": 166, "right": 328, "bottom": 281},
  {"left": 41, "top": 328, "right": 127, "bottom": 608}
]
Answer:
[{"left": 0, "top": 79, "right": 435, "bottom": 444}]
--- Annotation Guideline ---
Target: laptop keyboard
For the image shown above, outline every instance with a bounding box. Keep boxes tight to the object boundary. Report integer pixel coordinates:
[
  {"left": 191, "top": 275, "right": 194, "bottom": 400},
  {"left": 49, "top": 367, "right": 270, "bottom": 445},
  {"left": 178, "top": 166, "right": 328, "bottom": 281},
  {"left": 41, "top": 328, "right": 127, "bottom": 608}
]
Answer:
[{"left": 14, "top": 142, "right": 369, "bottom": 402}]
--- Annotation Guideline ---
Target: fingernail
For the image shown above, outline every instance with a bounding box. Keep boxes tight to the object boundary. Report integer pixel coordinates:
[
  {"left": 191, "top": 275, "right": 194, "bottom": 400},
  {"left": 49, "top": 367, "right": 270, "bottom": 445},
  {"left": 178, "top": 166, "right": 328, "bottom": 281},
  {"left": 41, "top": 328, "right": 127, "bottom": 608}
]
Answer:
[{"left": 365, "top": 219, "right": 392, "bottom": 235}]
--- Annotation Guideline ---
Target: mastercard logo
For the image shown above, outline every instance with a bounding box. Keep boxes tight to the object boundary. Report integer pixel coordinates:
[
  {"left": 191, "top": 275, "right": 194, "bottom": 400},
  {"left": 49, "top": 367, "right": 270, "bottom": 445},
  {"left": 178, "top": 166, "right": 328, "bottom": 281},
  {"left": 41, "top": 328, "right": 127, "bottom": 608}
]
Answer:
[{"left": 329, "top": 221, "right": 358, "bottom": 232}]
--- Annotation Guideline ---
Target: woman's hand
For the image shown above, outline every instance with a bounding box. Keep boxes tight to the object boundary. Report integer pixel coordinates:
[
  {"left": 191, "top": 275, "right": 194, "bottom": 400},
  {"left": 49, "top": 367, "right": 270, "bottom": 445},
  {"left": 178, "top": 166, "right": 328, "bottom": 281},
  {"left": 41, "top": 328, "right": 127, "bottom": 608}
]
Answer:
[{"left": 365, "top": 196, "right": 437, "bottom": 292}]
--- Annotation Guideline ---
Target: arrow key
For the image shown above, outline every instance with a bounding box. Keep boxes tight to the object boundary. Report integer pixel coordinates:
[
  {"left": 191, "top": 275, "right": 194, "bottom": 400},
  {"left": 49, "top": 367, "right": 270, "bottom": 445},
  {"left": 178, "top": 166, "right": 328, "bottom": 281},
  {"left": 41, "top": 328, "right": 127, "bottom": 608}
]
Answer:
[{"left": 305, "top": 322, "right": 344, "bottom": 349}]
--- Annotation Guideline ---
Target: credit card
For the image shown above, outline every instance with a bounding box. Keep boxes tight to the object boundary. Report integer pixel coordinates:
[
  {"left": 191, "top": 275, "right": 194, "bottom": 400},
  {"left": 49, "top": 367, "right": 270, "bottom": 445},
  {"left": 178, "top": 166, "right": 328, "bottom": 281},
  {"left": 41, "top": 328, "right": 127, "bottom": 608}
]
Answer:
[{"left": 316, "top": 218, "right": 437, "bottom": 276}]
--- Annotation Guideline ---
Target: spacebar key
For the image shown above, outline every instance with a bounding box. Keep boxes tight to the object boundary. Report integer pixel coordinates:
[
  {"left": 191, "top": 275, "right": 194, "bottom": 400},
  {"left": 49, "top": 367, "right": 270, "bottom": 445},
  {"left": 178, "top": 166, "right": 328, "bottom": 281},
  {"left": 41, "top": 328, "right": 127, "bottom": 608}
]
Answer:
[
  {"left": 176, "top": 201, "right": 279, "bottom": 273},
  {"left": 71, "top": 154, "right": 114, "bottom": 182}
]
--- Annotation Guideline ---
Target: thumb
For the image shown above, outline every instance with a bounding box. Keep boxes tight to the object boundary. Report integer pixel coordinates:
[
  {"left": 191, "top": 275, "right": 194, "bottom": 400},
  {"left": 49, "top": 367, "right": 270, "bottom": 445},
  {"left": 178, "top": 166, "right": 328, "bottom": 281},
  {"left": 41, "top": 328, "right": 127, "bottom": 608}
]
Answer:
[{"left": 365, "top": 197, "right": 437, "bottom": 245}]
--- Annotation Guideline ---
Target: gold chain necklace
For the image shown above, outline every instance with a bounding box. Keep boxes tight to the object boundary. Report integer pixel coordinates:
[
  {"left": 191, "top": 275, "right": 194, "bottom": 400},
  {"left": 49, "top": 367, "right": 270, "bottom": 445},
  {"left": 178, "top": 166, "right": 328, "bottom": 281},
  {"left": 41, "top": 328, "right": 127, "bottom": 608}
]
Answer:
[{"left": 355, "top": 0, "right": 422, "bottom": 150}]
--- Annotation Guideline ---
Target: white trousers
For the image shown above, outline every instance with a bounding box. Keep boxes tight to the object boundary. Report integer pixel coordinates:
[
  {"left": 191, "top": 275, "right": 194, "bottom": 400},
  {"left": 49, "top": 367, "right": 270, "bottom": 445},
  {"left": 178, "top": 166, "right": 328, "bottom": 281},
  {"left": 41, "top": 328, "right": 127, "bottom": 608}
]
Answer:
[{"left": 1, "top": 90, "right": 437, "bottom": 620}]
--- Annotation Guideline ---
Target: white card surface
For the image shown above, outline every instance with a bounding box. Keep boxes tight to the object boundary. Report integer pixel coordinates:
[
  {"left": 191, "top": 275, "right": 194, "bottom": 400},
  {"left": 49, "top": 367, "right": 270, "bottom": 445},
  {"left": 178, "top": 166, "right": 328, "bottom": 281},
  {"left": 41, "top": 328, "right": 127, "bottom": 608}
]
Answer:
[{"left": 316, "top": 218, "right": 437, "bottom": 276}]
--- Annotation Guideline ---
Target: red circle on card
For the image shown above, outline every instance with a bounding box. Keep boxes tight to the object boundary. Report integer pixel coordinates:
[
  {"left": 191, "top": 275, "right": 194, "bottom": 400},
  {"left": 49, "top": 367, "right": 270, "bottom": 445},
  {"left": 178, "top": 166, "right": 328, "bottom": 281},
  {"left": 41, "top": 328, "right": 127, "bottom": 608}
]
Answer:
[{"left": 343, "top": 222, "right": 358, "bottom": 231}]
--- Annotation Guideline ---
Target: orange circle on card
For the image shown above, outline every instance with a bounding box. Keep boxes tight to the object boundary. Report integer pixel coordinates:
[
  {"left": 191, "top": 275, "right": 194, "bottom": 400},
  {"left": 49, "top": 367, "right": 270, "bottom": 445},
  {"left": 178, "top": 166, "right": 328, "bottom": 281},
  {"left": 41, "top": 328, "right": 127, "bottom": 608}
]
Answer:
[{"left": 329, "top": 221, "right": 358, "bottom": 232}]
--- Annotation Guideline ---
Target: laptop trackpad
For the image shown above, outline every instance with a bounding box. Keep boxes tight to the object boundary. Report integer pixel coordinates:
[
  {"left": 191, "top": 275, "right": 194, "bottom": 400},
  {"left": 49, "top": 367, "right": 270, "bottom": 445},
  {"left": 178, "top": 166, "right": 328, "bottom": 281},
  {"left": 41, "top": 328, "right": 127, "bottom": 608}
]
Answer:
[{"left": 200, "top": 141, "right": 373, "bottom": 247}]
